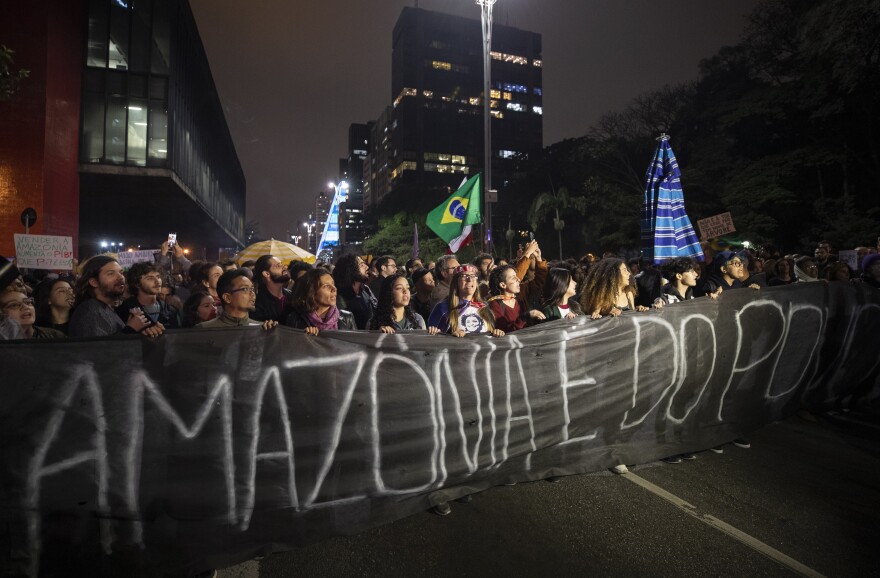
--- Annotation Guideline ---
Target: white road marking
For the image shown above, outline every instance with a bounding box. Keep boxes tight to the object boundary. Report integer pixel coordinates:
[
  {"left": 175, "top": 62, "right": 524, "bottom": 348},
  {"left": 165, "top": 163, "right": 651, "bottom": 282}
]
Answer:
[{"left": 622, "top": 472, "right": 826, "bottom": 578}]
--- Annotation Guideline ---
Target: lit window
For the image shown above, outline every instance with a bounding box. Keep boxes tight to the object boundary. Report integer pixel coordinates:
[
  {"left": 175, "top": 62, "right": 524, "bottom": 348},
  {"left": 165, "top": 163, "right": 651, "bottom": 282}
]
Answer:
[
  {"left": 490, "top": 110, "right": 504, "bottom": 119},
  {"left": 533, "top": 87, "right": 543, "bottom": 96},
  {"left": 469, "top": 97, "right": 481, "bottom": 106},
  {"left": 499, "top": 150, "right": 518, "bottom": 159},
  {"left": 490, "top": 51, "right": 528, "bottom": 65},
  {"left": 490, "top": 100, "right": 499, "bottom": 109},
  {"left": 432, "top": 60, "right": 452, "bottom": 71},
  {"left": 451, "top": 155, "right": 466, "bottom": 165},
  {"left": 532, "top": 106, "right": 543, "bottom": 115},
  {"left": 503, "top": 92, "right": 512, "bottom": 101},
  {"left": 533, "top": 59, "right": 542, "bottom": 67},
  {"left": 507, "top": 102, "right": 525, "bottom": 112},
  {"left": 404, "top": 88, "right": 417, "bottom": 96},
  {"left": 490, "top": 89, "right": 501, "bottom": 99},
  {"left": 423, "top": 90, "right": 434, "bottom": 98},
  {"left": 502, "top": 83, "right": 527, "bottom": 93}
]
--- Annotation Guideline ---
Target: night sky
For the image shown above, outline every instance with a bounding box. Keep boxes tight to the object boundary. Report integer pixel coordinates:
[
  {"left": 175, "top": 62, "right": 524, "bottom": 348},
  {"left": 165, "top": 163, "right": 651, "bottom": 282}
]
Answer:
[{"left": 188, "top": 0, "right": 763, "bottom": 242}]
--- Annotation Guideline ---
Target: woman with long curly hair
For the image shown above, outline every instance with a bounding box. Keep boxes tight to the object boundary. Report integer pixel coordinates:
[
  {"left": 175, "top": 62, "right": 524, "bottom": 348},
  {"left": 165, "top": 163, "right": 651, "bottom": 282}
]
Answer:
[
  {"left": 427, "top": 264, "right": 503, "bottom": 337},
  {"left": 579, "top": 257, "right": 649, "bottom": 319},
  {"left": 369, "top": 273, "right": 426, "bottom": 333}
]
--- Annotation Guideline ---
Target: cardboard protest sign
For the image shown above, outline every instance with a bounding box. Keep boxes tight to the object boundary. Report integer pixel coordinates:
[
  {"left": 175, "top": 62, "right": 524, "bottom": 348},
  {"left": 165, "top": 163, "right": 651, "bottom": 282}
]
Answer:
[
  {"left": 117, "top": 249, "right": 158, "bottom": 269},
  {"left": 838, "top": 250, "right": 858, "bottom": 271},
  {"left": 696, "top": 212, "right": 736, "bottom": 240},
  {"left": 13, "top": 234, "right": 74, "bottom": 270}
]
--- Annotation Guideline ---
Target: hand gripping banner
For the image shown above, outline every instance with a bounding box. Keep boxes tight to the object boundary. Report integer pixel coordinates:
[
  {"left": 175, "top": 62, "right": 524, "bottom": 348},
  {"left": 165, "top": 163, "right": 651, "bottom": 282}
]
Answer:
[{"left": 1, "top": 283, "right": 878, "bottom": 576}]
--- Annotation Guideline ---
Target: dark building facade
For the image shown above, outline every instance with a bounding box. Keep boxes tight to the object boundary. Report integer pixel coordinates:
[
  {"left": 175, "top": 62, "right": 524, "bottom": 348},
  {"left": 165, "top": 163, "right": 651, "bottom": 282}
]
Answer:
[
  {"left": 0, "top": 0, "right": 244, "bottom": 258},
  {"left": 364, "top": 7, "right": 542, "bottom": 217},
  {"left": 337, "top": 122, "right": 371, "bottom": 249}
]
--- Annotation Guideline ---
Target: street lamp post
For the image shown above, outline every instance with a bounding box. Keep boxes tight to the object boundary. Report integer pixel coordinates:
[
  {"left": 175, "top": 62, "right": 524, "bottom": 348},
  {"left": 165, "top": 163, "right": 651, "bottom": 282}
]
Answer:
[
  {"left": 303, "top": 220, "right": 315, "bottom": 253},
  {"left": 477, "top": 0, "right": 497, "bottom": 254}
]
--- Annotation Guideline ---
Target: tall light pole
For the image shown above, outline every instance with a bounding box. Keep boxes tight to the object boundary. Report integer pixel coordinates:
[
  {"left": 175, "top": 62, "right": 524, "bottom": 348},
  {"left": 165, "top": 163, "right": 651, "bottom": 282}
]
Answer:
[
  {"left": 477, "top": 0, "right": 497, "bottom": 254},
  {"left": 303, "top": 220, "right": 315, "bottom": 253}
]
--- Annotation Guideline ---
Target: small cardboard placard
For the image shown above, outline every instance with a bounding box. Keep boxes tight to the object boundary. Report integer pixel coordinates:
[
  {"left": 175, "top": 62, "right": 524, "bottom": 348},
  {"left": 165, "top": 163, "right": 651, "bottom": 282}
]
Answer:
[
  {"left": 13, "top": 234, "right": 74, "bottom": 270},
  {"left": 697, "top": 212, "right": 736, "bottom": 240},
  {"left": 117, "top": 250, "right": 158, "bottom": 269}
]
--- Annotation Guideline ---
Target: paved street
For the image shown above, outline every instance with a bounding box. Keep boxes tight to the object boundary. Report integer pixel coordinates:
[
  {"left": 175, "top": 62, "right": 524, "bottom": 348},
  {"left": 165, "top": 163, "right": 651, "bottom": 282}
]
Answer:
[{"left": 220, "top": 411, "right": 880, "bottom": 577}]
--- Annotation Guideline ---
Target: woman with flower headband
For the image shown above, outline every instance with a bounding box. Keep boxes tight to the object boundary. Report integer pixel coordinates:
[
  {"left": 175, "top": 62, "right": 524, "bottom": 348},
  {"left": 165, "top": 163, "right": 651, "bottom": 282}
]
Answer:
[{"left": 427, "top": 264, "right": 504, "bottom": 337}]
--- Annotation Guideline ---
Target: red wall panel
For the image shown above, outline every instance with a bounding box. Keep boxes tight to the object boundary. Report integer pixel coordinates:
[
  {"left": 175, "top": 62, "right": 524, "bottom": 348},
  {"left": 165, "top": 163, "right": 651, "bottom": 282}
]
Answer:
[{"left": 0, "top": 0, "right": 84, "bottom": 259}]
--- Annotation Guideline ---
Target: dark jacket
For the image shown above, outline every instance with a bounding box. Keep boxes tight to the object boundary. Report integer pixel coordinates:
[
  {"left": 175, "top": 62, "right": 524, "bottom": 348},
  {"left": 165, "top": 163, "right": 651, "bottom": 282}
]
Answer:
[
  {"left": 336, "top": 284, "right": 376, "bottom": 330},
  {"left": 252, "top": 285, "right": 293, "bottom": 322},
  {"left": 285, "top": 308, "right": 356, "bottom": 331},
  {"left": 115, "top": 296, "right": 180, "bottom": 329}
]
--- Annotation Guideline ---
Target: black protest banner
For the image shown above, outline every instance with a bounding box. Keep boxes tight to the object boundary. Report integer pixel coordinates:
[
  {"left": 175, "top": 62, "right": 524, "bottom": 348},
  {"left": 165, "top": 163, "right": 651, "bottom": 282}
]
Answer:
[{"left": 1, "top": 283, "right": 878, "bottom": 576}]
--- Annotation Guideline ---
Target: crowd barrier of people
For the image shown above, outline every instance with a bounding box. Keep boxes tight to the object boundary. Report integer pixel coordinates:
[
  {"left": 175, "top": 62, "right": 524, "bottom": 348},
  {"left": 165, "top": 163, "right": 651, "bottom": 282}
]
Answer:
[{"left": 2, "top": 235, "right": 879, "bottom": 520}]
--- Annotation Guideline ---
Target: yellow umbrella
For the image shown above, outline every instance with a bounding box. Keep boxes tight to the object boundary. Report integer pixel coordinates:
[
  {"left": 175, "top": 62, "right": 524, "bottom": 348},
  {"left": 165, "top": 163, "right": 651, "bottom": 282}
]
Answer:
[{"left": 234, "top": 239, "right": 316, "bottom": 265}]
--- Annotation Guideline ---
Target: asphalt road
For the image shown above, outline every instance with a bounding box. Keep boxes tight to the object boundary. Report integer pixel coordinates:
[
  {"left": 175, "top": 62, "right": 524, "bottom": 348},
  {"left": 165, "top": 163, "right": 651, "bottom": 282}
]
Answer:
[{"left": 219, "top": 411, "right": 880, "bottom": 577}]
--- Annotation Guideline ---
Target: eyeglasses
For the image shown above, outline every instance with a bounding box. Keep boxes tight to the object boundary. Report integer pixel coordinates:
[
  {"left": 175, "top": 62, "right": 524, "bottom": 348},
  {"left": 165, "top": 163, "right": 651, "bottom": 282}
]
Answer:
[
  {"left": 726, "top": 260, "right": 744, "bottom": 267},
  {"left": 460, "top": 274, "right": 477, "bottom": 281},
  {"left": 2, "top": 298, "right": 35, "bottom": 311},
  {"left": 228, "top": 286, "right": 256, "bottom": 294}
]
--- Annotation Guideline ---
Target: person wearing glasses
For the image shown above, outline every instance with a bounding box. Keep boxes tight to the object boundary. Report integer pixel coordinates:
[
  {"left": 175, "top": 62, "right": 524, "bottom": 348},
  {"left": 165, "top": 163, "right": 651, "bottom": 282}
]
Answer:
[
  {"left": 427, "top": 264, "right": 504, "bottom": 337},
  {"left": 368, "top": 255, "right": 398, "bottom": 296},
  {"left": 429, "top": 254, "right": 461, "bottom": 309},
  {"left": 697, "top": 251, "right": 743, "bottom": 296},
  {"left": 0, "top": 290, "right": 65, "bottom": 339},
  {"left": 197, "top": 269, "right": 277, "bottom": 330},
  {"left": 252, "top": 254, "right": 293, "bottom": 323},
  {"left": 115, "top": 262, "right": 181, "bottom": 329},
  {"left": 34, "top": 276, "right": 75, "bottom": 335},
  {"left": 285, "top": 269, "right": 355, "bottom": 335}
]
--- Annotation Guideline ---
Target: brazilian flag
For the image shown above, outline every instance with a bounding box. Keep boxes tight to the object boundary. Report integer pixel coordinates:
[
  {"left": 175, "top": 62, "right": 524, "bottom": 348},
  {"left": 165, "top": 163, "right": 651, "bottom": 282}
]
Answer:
[{"left": 425, "top": 174, "right": 482, "bottom": 251}]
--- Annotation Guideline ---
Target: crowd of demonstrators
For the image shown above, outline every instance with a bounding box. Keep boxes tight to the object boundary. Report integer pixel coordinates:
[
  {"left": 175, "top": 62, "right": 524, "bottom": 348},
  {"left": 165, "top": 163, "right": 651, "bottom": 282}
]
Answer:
[
  {"left": 3, "top": 233, "right": 880, "bottom": 506},
  {"left": 286, "top": 268, "right": 355, "bottom": 335},
  {"left": 369, "top": 273, "right": 427, "bottom": 332},
  {"left": 69, "top": 256, "right": 164, "bottom": 338}
]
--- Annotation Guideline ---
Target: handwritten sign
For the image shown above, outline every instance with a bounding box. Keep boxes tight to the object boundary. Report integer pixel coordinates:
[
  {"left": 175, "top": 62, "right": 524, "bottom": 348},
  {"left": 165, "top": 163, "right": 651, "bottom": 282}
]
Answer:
[
  {"left": 697, "top": 212, "right": 736, "bottom": 240},
  {"left": 117, "top": 250, "right": 158, "bottom": 269},
  {"left": 838, "top": 250, "right": 858, "bottom": 271},
  {"left": 13, "top": 234, "right": 74, "bottom": 270}
]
